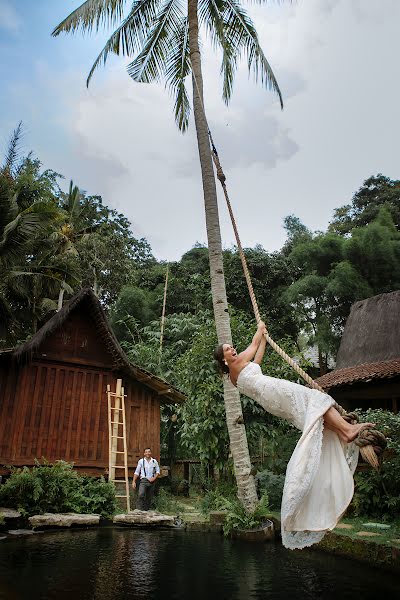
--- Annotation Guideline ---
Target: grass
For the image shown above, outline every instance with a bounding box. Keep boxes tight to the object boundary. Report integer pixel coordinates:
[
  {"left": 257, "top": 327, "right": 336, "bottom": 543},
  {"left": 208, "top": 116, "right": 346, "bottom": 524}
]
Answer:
[{"left": 333, "top": 516, "right": 400, "bottom": 547}]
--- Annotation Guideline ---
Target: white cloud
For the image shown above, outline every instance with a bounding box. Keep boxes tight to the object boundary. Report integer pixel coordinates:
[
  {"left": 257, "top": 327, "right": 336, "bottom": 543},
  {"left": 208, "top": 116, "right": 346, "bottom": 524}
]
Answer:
[{"left": 4, "top": 0, "right": 399, "bottom": 262}]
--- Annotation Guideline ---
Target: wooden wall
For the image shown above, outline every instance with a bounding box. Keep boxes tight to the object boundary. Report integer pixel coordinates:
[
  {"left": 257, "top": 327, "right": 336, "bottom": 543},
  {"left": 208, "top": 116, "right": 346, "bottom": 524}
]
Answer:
[{"left": 0, "top": 359, "right": 160, "bottom": 476}]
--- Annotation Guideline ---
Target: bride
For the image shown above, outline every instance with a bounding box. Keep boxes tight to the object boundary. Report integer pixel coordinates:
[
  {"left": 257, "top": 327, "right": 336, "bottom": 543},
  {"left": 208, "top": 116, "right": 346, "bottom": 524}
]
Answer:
[{"left": 214, "top": 321, "right": 374, "bottom": 550}]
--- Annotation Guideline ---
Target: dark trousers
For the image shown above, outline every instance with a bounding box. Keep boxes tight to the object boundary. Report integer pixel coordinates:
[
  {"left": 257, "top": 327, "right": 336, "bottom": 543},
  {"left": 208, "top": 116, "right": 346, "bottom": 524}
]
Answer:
[{"left": 137, "top": 478, "right": 155, "bottom": 511}]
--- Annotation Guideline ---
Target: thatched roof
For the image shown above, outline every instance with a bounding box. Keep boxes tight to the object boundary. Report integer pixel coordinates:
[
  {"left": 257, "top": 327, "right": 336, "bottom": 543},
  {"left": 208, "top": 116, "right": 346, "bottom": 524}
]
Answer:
[
  {"left": 7, "top": 288, "right": 185, "bottom": 404},
  {"left": 335, "top": 290, "right": 400, "bottom": 368},
  {"left": 316, "top": 291, "right": 400, "bottom": 391}
]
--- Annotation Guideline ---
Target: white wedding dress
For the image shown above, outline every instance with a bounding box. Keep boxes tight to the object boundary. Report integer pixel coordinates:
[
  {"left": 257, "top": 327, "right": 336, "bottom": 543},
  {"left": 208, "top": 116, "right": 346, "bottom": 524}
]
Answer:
[{"left": 237, "top": 362, "right": 359, "bottom": 550}]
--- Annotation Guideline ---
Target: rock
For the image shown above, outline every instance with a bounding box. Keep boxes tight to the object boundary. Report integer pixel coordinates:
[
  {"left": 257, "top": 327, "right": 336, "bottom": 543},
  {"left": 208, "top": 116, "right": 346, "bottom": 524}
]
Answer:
[
  {"left": 356, "top": 531, "right": 382, "bottom": 537},
  {"left": 113, "top": 510, "right": 177, "bottom": 527},
  {"left": 7, "top": 529, "right": 35, "bottom": 536},
  {"left": 209, "top": 511, "right": 227, "bottom": 525},
  {"left": 29, "top": 513, "right": 100, "bottom": 529},
  {"left": 362, "top": 522, "right": 391, "bottom": 530},
  {"left": 0, "top": 507, "right": 22, "bottom": 519},
  {"left": 335, "top": 523, "right": 354, "bottom": 530}
]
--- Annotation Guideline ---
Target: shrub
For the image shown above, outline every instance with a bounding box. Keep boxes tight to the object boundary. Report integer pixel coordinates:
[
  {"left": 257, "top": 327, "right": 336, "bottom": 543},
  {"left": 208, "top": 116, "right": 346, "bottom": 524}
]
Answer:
[
  {"left": 0, "top": 460, "right": 117, "bottom": 517},
  {"left": 154, "top": 488, "right": 182, "bottom": 514},
  {"left": 255, "top": 469, "right": 285, "bottom": 510},
  {"left": 198, "top": 488, "right": 231, "bottom": 516}
]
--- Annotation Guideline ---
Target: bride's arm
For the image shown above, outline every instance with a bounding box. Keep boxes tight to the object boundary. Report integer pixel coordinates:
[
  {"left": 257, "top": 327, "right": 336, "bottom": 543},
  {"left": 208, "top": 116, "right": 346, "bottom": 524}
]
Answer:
[
  {"left": 254, "top": 335, "right": 267, "bottom": 365},
  {"left": 238, "top": 321, "right": 266, "bottom": 362}
]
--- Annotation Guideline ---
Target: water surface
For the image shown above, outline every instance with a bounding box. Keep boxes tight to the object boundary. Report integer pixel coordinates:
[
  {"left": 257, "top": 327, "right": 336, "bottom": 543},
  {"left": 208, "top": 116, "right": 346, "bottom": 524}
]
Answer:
[{"left": 0, "top": 528, "right": 398, "bottom": 599}]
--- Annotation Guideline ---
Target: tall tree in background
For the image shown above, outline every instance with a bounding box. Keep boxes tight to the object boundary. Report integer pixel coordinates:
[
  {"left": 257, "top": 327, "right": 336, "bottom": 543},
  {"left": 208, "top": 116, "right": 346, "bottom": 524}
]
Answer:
[
  {"left": 0, "top": 125, "right": 60, "bottom": 339},
  {"left": 329, "top": 174, "right": 400, "bottom": 235},
  {"left": 53, "top": 0, "right": 283, "bottom": 511}
]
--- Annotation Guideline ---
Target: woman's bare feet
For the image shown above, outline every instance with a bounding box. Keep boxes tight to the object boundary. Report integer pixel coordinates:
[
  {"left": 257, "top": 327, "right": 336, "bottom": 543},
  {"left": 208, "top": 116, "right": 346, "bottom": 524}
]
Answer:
[{"left": 345, "top": 422, "right": 376, "bottom": 443}]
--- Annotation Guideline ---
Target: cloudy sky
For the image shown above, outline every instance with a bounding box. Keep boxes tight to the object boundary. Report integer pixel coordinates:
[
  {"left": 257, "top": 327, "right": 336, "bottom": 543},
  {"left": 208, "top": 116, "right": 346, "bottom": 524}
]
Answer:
[{"left": 1, "top": 0, "right": 399, "bottom": 261}]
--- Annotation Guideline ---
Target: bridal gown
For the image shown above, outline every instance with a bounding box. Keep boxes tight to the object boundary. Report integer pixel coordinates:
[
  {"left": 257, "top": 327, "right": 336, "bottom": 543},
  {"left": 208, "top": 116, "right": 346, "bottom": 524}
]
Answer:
[{"left": 237, "top": 362, "right": 359, "bottom": 550}]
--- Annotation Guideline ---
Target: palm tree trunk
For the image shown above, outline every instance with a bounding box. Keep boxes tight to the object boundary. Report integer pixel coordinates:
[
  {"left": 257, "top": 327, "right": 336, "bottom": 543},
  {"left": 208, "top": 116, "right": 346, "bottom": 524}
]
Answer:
[
  {"left": 57, "top": 282, "right": 66, "bottom": 312},
  {"left": 187, "top": 0, "right": 258, "bottom": 512}
]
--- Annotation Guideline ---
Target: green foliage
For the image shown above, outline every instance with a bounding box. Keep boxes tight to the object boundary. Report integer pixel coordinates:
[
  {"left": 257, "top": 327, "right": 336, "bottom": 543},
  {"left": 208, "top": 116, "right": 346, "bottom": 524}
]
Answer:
[
  {"left": 153, "top": 488, "right": 182, "bottom": 514},
  {"left": 351, "top": 409, "right": 400, "bottom": 518},
  {"left": 255, "top": 470, "right": 285, "bottom": 510},
  {"left": 0, "top": 460, "right": 117, "bottom": 517},
  {"left": 329, "top": 174, "right": 400, "bottom": 234}
]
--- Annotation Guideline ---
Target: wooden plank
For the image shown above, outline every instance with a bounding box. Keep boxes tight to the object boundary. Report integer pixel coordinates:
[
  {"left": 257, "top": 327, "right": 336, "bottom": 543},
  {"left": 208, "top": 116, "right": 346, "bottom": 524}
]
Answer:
[
  {"left": 48, "top": 368, "right": 63, "bottom": 459},
  {"left": 30, "top": 365, "right": 48, "bottom": 457},
  {"left": 92, "top": 372, "right": 103, "bottom": 460},
  {"left": 83, "top": 371, "right": 96, "bottom": 460},
  {"left": 75, "top": 370, "right": 87, "bottom": 461},
  {"left": 12, "top": 365, "right": 32, "bottom": 460},
  {"left": 65, "top": 369, "right": 79, "bottom": 461},
  {"left": 55, "top": 367, "right": 69, "bottom": 459},
  {"left": 0, "top": 364, "right": 16, "bottom": 456},
  {"left": 36, "top": 365, "right": 54, "bottom": 458}
]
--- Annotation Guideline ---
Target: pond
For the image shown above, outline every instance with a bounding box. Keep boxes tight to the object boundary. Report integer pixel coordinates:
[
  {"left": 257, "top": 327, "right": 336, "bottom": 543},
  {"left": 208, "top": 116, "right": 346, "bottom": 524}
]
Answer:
[{"left": 0, "top": 528, "right": 398, "bottom": 600}]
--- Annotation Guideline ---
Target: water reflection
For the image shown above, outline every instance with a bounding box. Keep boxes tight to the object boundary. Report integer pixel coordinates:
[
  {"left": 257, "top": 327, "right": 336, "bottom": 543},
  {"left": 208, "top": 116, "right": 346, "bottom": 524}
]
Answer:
[{"left": 0, "top": 529, "right": 398, "bottom": 600}]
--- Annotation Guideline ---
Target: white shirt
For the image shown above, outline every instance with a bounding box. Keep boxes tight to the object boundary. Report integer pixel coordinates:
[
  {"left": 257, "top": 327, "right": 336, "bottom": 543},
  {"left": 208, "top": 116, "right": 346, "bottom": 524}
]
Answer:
[{"left": 134, "top": 457, "right": 160, "bottom": 479}]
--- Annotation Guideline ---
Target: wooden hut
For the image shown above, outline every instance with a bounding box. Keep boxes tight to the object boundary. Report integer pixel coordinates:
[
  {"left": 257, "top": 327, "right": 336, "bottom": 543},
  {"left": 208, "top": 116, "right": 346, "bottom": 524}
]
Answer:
[
  {"left": 316, "top": 291, "right": 400, "bottom": 413},
  {"left": 0, "top": 288, "right": 185, "bottom": 476}
]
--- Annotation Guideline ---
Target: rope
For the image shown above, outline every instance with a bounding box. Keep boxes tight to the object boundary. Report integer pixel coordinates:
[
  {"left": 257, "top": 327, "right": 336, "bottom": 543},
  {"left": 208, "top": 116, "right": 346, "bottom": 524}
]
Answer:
[{"left": 190, "top": 66, "right": 386, "bottom": 467}]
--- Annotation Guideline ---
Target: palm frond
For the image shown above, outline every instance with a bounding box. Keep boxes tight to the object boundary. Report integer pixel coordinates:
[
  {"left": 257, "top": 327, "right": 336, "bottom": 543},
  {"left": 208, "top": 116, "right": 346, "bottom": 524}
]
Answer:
[
  {"left": 86, "top": 0, "right": 163, "bottom": 86},
  {"left": 127, "top": 0, "right": 184, "bottom": 84},
  {"left": 0, "top": 293, "right": 13, "bottom": 337},
  {"left": 200, "top": 0, "right": 238, "bottom": 103},
  {"left": 2, "top": 121, "right": 24, "bottom": 175},
  {"left": 0, "top": 202, "right": 58, "bottom": 268},
  {"left": 52, "top": 0, "right": 127, "bottom": 36},
  {"left": 165, "top": 17, "right": 191, "bottom": 132},
  {"left": 0, "top": 175, "right": 13, "bottom": 237},
  {"left": 223, "top": 0, "right": 283, "bottom": 107}
]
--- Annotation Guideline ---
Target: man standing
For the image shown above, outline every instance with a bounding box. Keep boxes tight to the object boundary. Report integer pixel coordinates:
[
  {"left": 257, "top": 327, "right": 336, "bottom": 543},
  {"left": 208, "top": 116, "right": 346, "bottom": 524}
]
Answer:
[{"left": 132, "top": 447, "right": 160, "bottom": 511}]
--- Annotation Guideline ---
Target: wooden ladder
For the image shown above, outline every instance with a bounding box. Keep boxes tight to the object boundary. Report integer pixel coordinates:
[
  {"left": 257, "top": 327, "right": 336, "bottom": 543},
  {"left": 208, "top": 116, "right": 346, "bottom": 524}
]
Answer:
[{"left": 107, "top": 379, "right": 131, "bottom": 512}]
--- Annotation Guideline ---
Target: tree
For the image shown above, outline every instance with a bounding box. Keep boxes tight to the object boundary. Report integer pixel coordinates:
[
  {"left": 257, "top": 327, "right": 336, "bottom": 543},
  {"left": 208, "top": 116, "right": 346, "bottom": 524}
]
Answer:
[
  {"left": 329, "top": 174, "right": 400, "bottom": 235},
  {"left": 53, "top": 0, "right": 283, "bottom": 511},
  {"left": 343, "top": 207, "right": 400, "bottom": 294},
  {"left": 0, "top": 126, "right": 61, "bottom": 341}
]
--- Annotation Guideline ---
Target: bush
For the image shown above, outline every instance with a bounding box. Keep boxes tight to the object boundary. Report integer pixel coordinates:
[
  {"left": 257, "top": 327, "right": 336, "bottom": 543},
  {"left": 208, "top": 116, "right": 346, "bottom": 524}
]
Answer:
[
  {"left": 0, "top": 460, "right": 117, "bottom": 517},
  {"left": 350, "top": 409, "right": 400, "bottom": 518},
  {"left": 255, "top": 469, "right": 285, "bottom": 510},
  {"left": 154, "top": 488, "right": 182, "bottom": 514}
]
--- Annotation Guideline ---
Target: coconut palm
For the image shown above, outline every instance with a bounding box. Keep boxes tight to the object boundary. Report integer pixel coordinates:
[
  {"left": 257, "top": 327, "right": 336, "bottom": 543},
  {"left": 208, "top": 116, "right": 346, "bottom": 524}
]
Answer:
[
  {"left": 0, "top": 125, "right": 61, "bottom": 339},
  {"left": 53, "top": 0, "right": 283, "bottom": 511}
]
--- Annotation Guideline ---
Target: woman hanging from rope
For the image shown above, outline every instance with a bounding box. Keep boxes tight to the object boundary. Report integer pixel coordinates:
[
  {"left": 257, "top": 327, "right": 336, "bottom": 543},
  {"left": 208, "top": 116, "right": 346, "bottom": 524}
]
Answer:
[{"left": 214, "top": 321, "right": 375, "bottom": 550}]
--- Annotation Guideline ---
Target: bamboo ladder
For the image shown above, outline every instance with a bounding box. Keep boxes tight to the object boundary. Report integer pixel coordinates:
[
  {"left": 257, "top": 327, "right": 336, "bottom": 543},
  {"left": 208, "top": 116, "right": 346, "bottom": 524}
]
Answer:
[{"left": 107, "top": 379, "right": 130, "bottom": 512}]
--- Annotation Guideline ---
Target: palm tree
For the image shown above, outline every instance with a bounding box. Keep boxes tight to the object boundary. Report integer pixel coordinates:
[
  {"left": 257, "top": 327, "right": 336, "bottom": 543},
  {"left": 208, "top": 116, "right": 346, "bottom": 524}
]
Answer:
[
  {"left": 53, "top": 0, "right": 283, "bottom": 511},
  {"left": 0, "top": 125, "right": 60, "bottom": 339}
]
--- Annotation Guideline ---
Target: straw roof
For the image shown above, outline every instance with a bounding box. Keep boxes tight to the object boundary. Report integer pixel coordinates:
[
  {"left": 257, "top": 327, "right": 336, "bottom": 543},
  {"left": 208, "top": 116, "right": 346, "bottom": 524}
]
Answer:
[
  {"left": 316, "top": 291, "right": 400, "bottom": 391},
  {"left": 6, "top": 288, "right": 185, "bottom": 404}
]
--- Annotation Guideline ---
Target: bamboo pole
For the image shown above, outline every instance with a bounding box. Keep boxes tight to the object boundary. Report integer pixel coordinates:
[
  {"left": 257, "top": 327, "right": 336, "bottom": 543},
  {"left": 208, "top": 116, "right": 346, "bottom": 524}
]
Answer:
[{"left": 159, "top": 264, "right": 169, "bottom": 366}]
